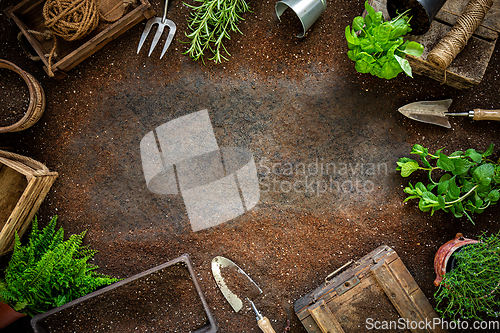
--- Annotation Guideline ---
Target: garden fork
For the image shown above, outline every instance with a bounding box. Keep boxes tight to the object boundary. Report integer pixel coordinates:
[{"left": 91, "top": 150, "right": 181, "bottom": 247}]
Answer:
[{"left": 137, "top": 0, "right": 176, "bottom": 59}]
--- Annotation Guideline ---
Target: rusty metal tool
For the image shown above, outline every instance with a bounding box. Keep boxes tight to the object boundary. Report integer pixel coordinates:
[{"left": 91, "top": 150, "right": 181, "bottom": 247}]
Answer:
[
  {"left": 211, "top": 256, "right": 276, "bottom": 333},
  {"left": 137, "top": 0, "right": 176, "bottom": 59},
  {"left": 398, "top": 99, "right": 500, "bottom": 128}
]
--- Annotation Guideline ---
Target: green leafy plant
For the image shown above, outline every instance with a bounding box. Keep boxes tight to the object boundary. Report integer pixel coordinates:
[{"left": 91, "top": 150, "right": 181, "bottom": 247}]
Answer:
[
  {"left": 0, "top": 216, "right": 120, "bottom": 316},
  {"left": 345, "top": 1, "right": 424, "bottom": 79},
  {"left": 435, "top": 232, "right": 500, "bottom": 321},
  {"left": 184, "top": 0, "right": 251, "bottom": 63},
  {"left": 397, "top": 143, "right": 500, "bottom": 222}
]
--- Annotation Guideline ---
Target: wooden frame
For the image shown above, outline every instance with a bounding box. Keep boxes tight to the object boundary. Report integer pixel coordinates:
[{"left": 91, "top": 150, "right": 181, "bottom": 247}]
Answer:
[
  {"left": 0, "top": 150, "right": 58, "bottom": 256},
  {"left": 294, "top": 245, "right": 448, "bottom": 333},
  {"left": 5, "top": 0, "right": 155, "bottom": 78}
]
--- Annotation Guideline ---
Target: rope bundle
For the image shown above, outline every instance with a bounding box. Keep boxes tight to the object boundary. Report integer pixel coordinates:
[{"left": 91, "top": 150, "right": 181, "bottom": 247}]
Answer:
[
  {"left": 43, "top": 0, "right": 100, "bottom": 42},
  {"left": 428, "top": 0, "right": 493, "bottom": 70}
]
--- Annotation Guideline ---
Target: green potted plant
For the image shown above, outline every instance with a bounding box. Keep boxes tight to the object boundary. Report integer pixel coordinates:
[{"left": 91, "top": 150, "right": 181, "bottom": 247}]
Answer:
[
  {"left": 387, "top": 0, "right": 448, "bottom": 35},
  {"left": 345, "top": 1, "right": 424, "bottom": 79},
  {"left": 397, "top": 143, "right": 500, "bottom": 222},
  {"left": 0, "top": 216, "right": 119, "bottom": 328},
  {"left": 434, "top": 232, "right": 500, "bottom": 321}
]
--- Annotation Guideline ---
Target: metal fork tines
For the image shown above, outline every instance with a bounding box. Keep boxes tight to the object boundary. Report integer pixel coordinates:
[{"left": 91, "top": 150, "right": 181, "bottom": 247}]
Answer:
[{"left": 137, "top": 0, "right": 176, "bottom": 59}]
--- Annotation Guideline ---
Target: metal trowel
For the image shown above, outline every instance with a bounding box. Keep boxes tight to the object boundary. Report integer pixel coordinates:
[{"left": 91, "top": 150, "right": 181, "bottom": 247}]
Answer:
[
  {"left": 398, "top": 99, "right": 500, "bottom": 128},
  {"left": 211, "top": 256, "right": 276, "bottom": 333}
]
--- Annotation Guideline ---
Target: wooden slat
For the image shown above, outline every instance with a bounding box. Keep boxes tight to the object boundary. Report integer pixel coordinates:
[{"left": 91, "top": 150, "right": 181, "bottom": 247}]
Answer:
[
  {"left": 436, "top": 9, "right": 498, "bottom": 41},
  {"left": 371, "top": 261, "right": 429, "bottom": 333},
  {"left": 0, "top": 165, "right": 27, "bottom": 231},
  {"left": 388, "top": 258, "right": 420, "bottom": 294},
  {"left": 409, "top": 289, "right": 446, "bottom": 328},
  {"left": 440, "top": 0, "right": 500, "bottom": 33},
  {"left": 307, "top": 299, "right": 345, "bottom": 333}
]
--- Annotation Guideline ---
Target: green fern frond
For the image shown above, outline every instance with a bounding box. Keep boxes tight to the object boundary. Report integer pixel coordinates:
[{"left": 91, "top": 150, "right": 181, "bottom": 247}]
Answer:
[{"left": 0, "top": 216, "right": 120, "bottom": 316}]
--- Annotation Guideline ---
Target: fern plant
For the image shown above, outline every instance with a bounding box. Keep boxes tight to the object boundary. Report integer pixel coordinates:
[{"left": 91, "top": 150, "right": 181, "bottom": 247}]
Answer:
[{"left": 0, "top": 216, "right": 119, "bottom": 316}]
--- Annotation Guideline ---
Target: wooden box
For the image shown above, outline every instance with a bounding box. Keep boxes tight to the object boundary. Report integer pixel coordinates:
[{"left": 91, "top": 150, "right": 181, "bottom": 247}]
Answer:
[
  {"left": 0, "top": 150, "right": 58, "bottom": 256},
  {"left": 368, "top": 0, "right": 499, "bottom": 89},
  {"left": 294, "top": 245, "right": 447, "bottom": 333},
  {"left": 6, "top": 0, "right": 155, "bottom": 78}
]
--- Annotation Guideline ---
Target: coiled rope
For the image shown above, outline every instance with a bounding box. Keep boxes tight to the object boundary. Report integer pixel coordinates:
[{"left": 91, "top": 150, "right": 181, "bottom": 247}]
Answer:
[
  {"left": 43, "top": 0, "right": 100, "bottom": 42},
  {"left": 427, "top": 0, "right": 493, "bottom": 73}
]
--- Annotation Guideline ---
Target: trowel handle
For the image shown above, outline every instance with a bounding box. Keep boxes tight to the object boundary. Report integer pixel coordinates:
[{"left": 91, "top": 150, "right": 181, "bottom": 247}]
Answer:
[
  {"left": 473, "top": 109, "right": 500, "bottom": 121},
  {"left": 257, "top": 316, "right": 277, "bottom": 333}
]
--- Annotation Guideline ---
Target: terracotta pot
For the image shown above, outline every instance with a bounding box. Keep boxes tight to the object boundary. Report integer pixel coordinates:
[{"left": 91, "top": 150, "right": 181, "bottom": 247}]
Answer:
[
  {"left": 0, "top": 301, "right": 26, "bottom": 329},
  {"left": 433, "top": 233, "right": 478, "bottom": 286}
]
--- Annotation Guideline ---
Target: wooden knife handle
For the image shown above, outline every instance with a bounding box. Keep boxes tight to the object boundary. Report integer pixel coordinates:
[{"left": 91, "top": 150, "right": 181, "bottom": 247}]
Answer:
[
  {"left": 257, "top": 316, "right": 277, "bottom": 333},
  {"left": 473, "top": 109, "right": 500, "bottom": 121}
]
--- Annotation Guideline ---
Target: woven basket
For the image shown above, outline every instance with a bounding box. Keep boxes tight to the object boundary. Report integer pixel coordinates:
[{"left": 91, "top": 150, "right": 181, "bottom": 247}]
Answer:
[{"left": 0, "top": 59, "right": 45, "bottom": 133}]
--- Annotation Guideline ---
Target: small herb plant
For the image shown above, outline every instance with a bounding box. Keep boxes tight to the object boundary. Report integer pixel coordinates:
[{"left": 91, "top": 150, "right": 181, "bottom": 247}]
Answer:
[
  {"left": 0, "top": 216, "right": 119, "bottom": 316},
  {"left": 397, "top": 143, "right": 500, "bottom": 222},
  {"left": 434, "top": 232, "right": 500, "bottom": 321},
  {"left": 184, "top": 0, "right": 251, "bottom": 64},
  {"left": 345, "top": 1, "right": 424, "bottom": 79}
]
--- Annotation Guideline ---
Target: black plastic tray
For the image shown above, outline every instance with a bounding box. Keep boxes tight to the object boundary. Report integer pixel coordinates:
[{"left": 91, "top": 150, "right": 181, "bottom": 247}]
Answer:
[{"left": 31, "top": 253, "right": 217, "bottom": 333}]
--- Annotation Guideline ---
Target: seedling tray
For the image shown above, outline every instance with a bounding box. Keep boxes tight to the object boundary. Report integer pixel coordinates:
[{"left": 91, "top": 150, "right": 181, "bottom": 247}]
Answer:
[
  {"left": 31, "top": 254, "right": 218, "bottom": 333},
  {"left": 6, "top": 0, "right": 155, "bottom": 78},
  {"left": 0, "top": 149, "right": 57, "bottom": 256}
]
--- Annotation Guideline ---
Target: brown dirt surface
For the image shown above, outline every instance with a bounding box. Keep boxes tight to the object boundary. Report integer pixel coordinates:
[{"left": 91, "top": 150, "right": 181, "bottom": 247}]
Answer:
[{"left": 1, "top": 0, "right": 500, "bottom": 332}]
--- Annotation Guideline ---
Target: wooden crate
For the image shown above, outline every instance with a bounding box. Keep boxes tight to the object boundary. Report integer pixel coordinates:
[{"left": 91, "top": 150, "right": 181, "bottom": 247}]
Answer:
[
  {"left": 6, "top": 0, "right": 155, "bottom": 78},
  {"left": 0, "top": 150, "right": 58, "bottom": 256},
  {"left": 294, "top": 245, "right": 447, "bottom": 333},
  {"left": 368, "top": 0, "right": 499, "bottom": 89}
]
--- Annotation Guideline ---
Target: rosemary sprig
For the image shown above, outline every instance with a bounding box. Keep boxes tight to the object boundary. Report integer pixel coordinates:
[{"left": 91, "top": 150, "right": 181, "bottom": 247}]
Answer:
[{"left": 183, "top": 0, "right": 251, "bottom": 63}]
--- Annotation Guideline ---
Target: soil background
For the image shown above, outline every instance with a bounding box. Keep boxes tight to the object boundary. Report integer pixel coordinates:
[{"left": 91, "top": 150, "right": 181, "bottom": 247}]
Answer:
[{"left": 1, "top": 0, "right": 500, "bottom": 332}]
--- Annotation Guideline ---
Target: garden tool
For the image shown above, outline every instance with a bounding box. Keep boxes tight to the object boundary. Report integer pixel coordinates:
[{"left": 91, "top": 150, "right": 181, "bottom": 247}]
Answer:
[
  {"left": 211, "top": 256, "right": 276, "bottom": 333},
  {"left": 398, "top": 99, "right": 500, "bottom": 128},
  {"left": 137, "top": 0, "right": 176, "bottom": 59}
]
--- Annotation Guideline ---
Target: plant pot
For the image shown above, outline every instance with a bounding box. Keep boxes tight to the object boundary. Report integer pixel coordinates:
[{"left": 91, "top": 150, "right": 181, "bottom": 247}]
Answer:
[
  {"left": 433, "top": 233, "right": 478, "bottom": 286},
  {"left": 275, "top": 0, "right": 327, "bottom": 38},
  {"left": 0, "top": 301, "right": 26, "bottom": 329},
  {"left": 387, "top": 0, "right": 448, "bottom": 35}
]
